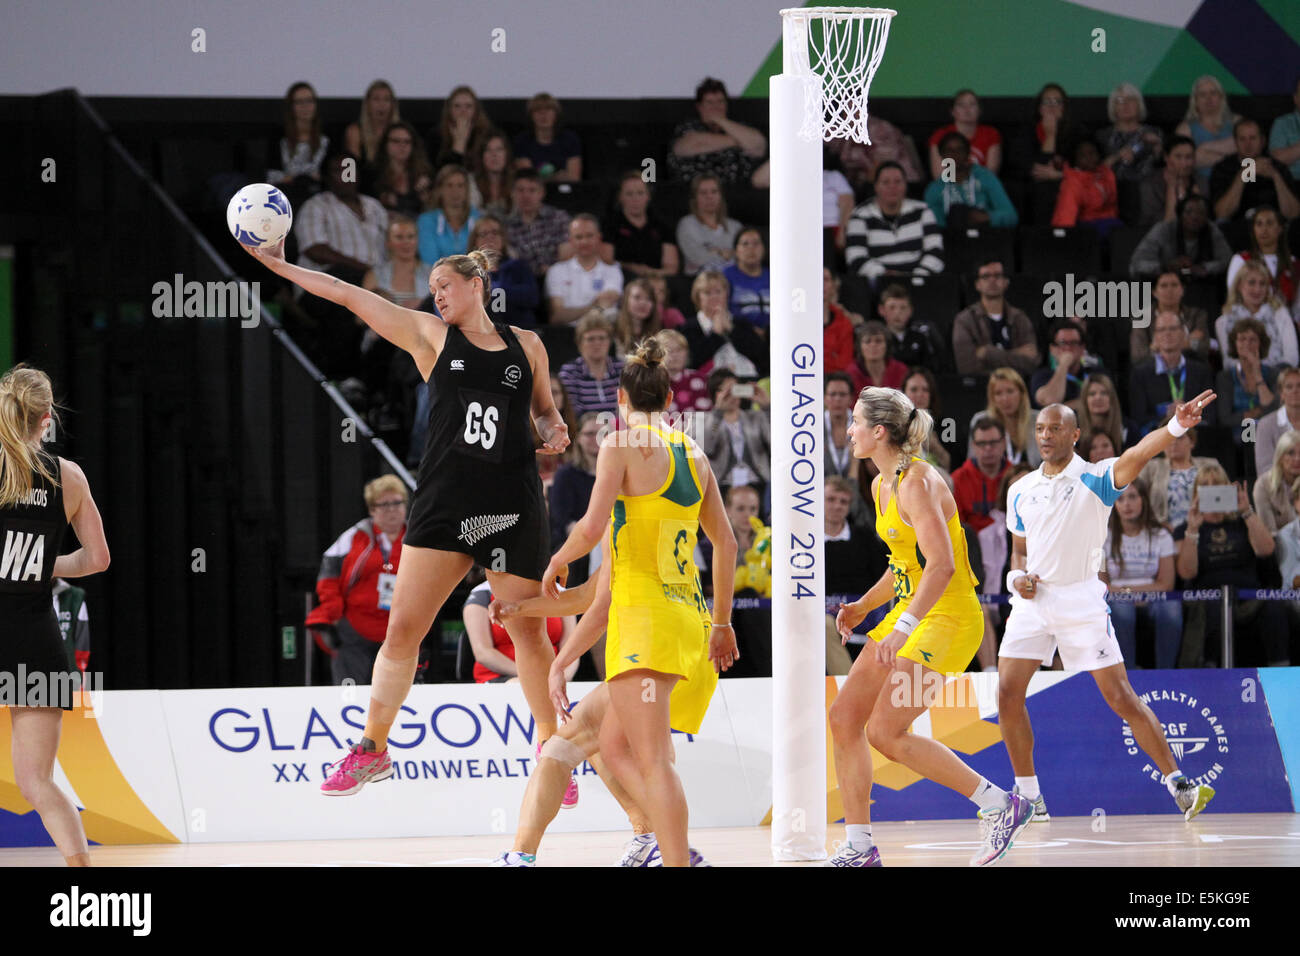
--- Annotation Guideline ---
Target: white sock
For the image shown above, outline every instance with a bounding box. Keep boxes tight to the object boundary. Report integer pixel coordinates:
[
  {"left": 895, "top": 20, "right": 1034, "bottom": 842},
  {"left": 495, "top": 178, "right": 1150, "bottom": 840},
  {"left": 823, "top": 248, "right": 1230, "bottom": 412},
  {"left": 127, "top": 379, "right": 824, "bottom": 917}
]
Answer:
[
  {"left": 845, "top": 824, "right": 874, "bottom": 852},
  {"left": 970, "top": 777, "right": 1009, "bottom": 812},
  {"left": 1165, "top": 771, "right": 1187, "bottom": 797},
  {"left": 1015, "top": 775, "right": 1041, "bottom": 800}
]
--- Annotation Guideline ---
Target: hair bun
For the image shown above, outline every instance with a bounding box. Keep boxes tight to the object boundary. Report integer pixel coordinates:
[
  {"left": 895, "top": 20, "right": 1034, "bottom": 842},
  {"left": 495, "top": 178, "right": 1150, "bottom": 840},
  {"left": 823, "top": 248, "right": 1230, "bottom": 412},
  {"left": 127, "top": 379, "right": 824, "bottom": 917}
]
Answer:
[
  {"left": 468, "top": 248, "right": 499, "bottom": 274},
  {"left": 628, "top": 336, "right": 665, "bottom": 369}
]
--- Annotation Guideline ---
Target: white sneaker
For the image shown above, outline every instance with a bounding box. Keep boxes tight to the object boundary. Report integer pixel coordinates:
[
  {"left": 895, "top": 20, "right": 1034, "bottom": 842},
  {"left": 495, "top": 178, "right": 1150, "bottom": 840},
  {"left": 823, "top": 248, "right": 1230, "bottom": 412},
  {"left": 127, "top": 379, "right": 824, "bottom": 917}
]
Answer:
[
  {"left": 490, "top": 850, "right": 536, "bottom": 867},
  {"left": 616, "top": 834, "right": 659, "bottom": 867}
]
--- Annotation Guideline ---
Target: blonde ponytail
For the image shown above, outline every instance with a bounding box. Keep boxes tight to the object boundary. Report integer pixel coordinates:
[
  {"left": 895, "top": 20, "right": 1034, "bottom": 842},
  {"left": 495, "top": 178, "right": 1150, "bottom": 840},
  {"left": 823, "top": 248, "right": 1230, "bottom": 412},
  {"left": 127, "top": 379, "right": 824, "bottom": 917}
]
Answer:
[
  {"left": 0, "top": 364, "right": 59, "bottom": 508},
  {"left": 857, "top": 386, "right": 933, "bottom": 495}
]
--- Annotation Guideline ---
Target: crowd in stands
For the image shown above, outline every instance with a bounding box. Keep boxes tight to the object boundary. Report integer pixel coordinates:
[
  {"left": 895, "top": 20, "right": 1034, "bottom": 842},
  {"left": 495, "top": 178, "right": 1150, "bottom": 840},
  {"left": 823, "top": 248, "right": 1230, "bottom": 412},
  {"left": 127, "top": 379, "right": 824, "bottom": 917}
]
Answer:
[{"left": 287, "top": 72, "right": 1300, "bottom": 682}]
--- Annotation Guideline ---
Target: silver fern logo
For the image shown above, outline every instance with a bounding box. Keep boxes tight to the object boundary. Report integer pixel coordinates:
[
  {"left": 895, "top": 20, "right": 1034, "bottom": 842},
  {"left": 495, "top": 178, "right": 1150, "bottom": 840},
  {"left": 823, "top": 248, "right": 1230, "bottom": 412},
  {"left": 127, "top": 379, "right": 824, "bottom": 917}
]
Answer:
[{"left": 459, "top": 513, "right": 520, "bottom": 545}]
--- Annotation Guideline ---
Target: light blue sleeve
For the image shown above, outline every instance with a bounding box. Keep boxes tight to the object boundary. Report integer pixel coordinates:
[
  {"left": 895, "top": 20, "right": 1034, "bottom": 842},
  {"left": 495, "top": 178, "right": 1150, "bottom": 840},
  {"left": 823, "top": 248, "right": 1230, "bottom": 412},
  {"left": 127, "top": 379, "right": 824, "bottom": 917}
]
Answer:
[
  {"left": 978, "top": 166, "right": 1019, "bottom": 228},
  {"left": 1007, "top": 489, "right": 1025, "bottom": 535},
  {"left": 923, "top": 181, "right": 947, "bottom": 227},
  {"left": 1080, "top": 457, "right": 1125, "bottom": 506}
]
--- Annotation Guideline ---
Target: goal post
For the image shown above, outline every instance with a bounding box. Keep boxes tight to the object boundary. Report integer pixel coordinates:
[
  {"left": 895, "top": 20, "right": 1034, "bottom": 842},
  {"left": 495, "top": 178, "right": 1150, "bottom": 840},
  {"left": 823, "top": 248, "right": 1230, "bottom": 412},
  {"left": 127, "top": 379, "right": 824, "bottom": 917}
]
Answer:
[{"left": 770, "top": 5, "right": 895, "bottom": 863}]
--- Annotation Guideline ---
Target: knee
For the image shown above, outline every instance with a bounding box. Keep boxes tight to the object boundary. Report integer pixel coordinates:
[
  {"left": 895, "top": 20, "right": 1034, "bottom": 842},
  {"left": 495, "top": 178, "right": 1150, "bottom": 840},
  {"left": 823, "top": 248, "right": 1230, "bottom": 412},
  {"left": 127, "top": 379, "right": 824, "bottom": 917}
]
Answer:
[
  {"left": 828, "top": 698, "right": 866, "bottom": 742},
  {"left": 1102, "top": 683, "right": 1138, "bottom": 717},
  {"left": 864, "top": 717, "right": 895, "bottom": 757},
  {"left": 382, "top": 614, "right": 429, "bottom": 655},
  {"left": 15, "top": 768, "right": 49, "bottom": 808},
  {"left": 997, "top": 682, "right": 1026, "bottom": 717}
]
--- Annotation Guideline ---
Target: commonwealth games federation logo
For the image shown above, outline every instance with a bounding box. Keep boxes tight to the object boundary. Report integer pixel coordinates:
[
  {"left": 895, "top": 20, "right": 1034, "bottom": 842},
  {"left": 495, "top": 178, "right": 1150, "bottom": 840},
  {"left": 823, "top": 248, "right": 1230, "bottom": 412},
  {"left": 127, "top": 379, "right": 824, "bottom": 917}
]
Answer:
[
  {"left": 1120, "top": 688, "right": 1229, "bottom": 788},
  {"left": 502, "top": 364, "right": 522, "bottom": 388}
]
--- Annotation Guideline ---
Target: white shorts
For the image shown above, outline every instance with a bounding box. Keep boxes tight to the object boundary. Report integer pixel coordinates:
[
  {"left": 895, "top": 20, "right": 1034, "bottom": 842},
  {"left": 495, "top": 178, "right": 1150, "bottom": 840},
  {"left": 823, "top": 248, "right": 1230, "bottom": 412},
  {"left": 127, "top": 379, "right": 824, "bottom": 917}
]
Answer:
[{"left": 1000, "top": 578, "right": 1124, "bottom": 672}]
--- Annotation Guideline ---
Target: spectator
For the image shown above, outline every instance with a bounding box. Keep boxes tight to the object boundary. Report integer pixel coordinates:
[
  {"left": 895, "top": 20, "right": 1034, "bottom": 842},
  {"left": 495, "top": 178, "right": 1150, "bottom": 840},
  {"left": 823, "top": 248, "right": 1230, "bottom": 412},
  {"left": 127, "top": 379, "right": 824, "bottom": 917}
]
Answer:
[
  {"left": 657, "top": 328, "right": 711, "bottom": 416},
  {"left": 51, "top": 578, "right": 89, "bottom": 674},
  {"left": 612, "top": 280, "right": 663, "bottom": 356},
  {"left": 1084, "top": 428, "right": 1118, "bottom": 463},
  {"left": 725, "top": 484, "right": 762, "bottom": 565},
  {"left": 557, "top": 313, "right": 623, "bottom": 418},
  {"left": 696, "top": 368, "right": 772, "bottom": 504},
  {"left": 1007, "top": 83, "right": 1080, "bottom": 223},
  {"left": 1226, "top": 206, "right": 1300, "bottom": 313},
  {"left": 431, "top": 85, "right": 492, "bottom": 171},
  {"left": 1139, "top": 410, "right": 1221, "bottom": 529},
  {"left": 824, "top": 145, "right": 856, "bottom": 255},
  {"left": 548, "top": 412, "right": 603, "bottom": 584},
  {"left": 677, "top": 174, "right": 742, "bottom": 274},
  {"left": 975, "top": 461, "right": 1035, "bottom": 670},
  {"left": 305, "top": 475, "right": 408, "bottom": 685},
  {"left": 668, "top": 77, "right": 766, "bottom": 186},
  {"left": 1030, "top": 318, "right": 1105, "bottom": 408},
  {"left": 1129, "top": 312, "right": 1216, "bottom": 434},
  {"left": 1174, "top": 465, "right": 1289, "bottom": 667},
  {"left": 927, "top": 88, "right": 1003, "bottom": 179},
  {"left": 343, "top": 80, "right": 399, "bottom": 169},
  {"left": 1254, "top": 429, "right": 1300, "bottom": 535},
  {"left": 513, "top": 92, "right": 582, "bottom": 182},
  {"left": 828, "top": 115, "right": 925, "bottom": 192},
  {"left": 505, "top": 170, "right": 572, "bottom": 277},
  {"left": 824, "top": 475, "right": 889, "bottom": 673},
  {"left": 1268, "top": 76, "right": 1300, "bottom": 180},
  {"left": 1138, "top": 135, "right": 1203, "bottom": 230},
  {"left": 902, "top": 367, "right": 952, "bottom": 470},
  {"left": 469, "top": 130, "right": 515, "bottom": 217},
  {"left": 1255, "top": 365, "right": 1300, "bottom": 478},
  {"left": 468, "top": 215, "right": 538, "bottom": 329},
  {"left": 723, "top": 227, "right": 770, "bottom": 330},
  {"left": 648, "top": 275, "right": 687, "bottom": 329},
  {"left": 266, "top": 81, "right": 328, "bottom": 207},
  {"left": 1103, "top": 481, "right": 1182, "bottom": 669},
  {"left": 463, "top": 580, "right": 577, "bottom": 684},
  {"left": 1130, "top": 270, "right": 1212, "bottom": 363},
  {"left": 546, "top": 214, "right": 624, "bottom": 324},
  {"left": 416, "top": 164, "right": 479, "bottom": 263},
  {"left": 952, "top": 413, "right": 1009, "bottom": 532},
  {"left": 295, "top": 152, "right": 388, "bottom": 276},
  {"left": 1052, "top": 140, "right": 1123, "bottom": 236},
  {"left": 824, "top": 371, "right": 857, "bottom": 481},
  {"left": 603, "top": 171, "right": 679, "bottom": 278},
  {"left": 681, "top": 270, "right": 765, "bottom": 376},
  {"left": 369, "top": 121, "right": 433, "bottom": 217},
  {"left": 1174, "top": 75, "right": 1240, "bottom": 196},
  {"left": 974, "top": 368, "right": 1040, "bottom": 468},
  {"left": 361, "top": 216, "right": 431, "bottom": 387},
  {"left": 952, "top": 258, "right": 1039, "bottom": 376},
  {"left": 1277, "top": 476, "right": 1300, "bottom": 587},
  {"left": 1077, "top": 373, "right": 1137, "bottom": 453},
  {"left": 538, "top": 377, "right": 578, "bottom": 491},
  {"left": 1129, "top": 194, "right": 1231, "bottom": 280},
  {"left": 844, "top": 162, "right": 945, "bottom": 285},
  {"left": 1215, "top": 259, "right": 1298, "bottom": 369},
  {"left": 924, "top": 132, "right": 1018, "bottom": 228},
  {"left": 876, "top": 283, "right": 946, "bottom": 371},
  {"left": 1216, "top": 317, "right": 1279, "bottom": 440},
  {"left": 823, "top": 268, "right": 860, "bottom": 374},
  {"left": 1097, "top": 83, "right": 1164, "bottom": 184},
  {"left": 848, "top": 321, "right": 909, "bottom": 393},
  {"left": 1210, "top": 118, "right": 1300, "bottom": 223}
]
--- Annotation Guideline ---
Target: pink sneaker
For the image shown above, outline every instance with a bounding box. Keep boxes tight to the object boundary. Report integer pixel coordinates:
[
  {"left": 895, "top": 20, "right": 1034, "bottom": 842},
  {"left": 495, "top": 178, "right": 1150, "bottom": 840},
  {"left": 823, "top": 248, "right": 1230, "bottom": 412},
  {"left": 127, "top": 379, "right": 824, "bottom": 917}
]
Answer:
[
  {"left": 321, "top": 744, "right": 393, "bottom": 796},
  {"left": 537, "top": 739, "right": 580, "bottom": 809}
]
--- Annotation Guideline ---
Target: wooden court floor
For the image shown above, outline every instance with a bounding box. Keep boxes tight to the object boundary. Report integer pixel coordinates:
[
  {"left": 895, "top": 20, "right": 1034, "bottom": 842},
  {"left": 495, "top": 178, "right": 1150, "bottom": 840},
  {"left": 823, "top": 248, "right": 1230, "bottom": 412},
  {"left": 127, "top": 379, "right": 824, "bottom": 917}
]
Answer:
[{"left": 2, "top": 813, "right": 1296, "bottom": 866}]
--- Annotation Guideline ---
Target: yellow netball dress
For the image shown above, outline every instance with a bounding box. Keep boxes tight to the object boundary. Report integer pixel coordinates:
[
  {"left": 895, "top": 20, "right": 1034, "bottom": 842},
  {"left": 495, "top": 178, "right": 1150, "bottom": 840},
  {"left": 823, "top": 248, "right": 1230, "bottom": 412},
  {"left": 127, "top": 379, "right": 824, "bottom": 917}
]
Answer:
[
  {"left": 606, "top": 424, "right": 718, "bottom": 734},
  {"left": 870, "top": 459, "right": 984, "bottom": 673}
]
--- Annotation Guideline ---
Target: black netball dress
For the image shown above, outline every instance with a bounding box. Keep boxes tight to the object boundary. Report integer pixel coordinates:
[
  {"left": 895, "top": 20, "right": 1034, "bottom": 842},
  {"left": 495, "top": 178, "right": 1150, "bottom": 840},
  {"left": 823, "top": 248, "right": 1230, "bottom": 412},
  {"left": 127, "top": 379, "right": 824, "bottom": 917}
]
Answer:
[
  {"left": 404, "top": 322, "right": 550, "bottom": 579},
  {"left": 0, "top": 454, "right": 74, "bottom": 709}
]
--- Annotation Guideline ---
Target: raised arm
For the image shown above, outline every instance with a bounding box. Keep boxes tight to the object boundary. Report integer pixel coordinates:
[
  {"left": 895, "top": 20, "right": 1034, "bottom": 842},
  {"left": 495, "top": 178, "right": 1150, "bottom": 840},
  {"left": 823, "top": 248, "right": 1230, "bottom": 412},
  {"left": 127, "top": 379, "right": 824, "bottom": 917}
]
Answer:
[
  {"left": 244, "top": 241, "right": 442, "bottom": 375},
  {"left": 51, "top": 459, "right": 110, "bottom": 579},
  {"left": 1112, "top": 388, "right": 1216, "bottom": 488}
]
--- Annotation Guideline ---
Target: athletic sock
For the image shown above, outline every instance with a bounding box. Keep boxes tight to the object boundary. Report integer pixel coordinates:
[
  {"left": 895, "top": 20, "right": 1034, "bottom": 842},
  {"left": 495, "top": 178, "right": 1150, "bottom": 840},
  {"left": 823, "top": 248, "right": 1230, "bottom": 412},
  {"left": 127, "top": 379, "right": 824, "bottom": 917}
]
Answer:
[
  {"left": 845, "top": 824, "right": 874, "bottom": 852},
  {"left": 970, "top": 777, "right": 1009, "bottom": 812},
  {"left": 1015, "top": 775, "right": 1041, "bottom": 800},
  {"left": 1165, "top": 770, "right": 1187, "bottom": 797}
]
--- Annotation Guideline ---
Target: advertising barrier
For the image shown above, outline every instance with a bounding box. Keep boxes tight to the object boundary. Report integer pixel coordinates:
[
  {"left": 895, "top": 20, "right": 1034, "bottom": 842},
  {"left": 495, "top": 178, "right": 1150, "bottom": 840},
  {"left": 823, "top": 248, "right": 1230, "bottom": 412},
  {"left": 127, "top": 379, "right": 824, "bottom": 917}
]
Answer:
[{"left": 0, "top": 670, "right": 1293, "bottom": 847}]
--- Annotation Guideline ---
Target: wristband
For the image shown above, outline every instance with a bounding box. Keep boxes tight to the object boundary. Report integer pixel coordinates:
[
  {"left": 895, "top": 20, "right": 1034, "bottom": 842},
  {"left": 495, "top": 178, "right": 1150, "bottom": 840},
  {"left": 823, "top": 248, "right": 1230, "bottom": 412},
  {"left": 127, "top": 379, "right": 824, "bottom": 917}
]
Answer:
[
  {"left": 712, "top": 621, "right": 733, "bottom": 629},
  {"left": 895, "top": 612, "right": 920, "bottom": 636},
  {"left": 1166, "top": 417, "right": 1189, "bottom": 438},
  {"left": 1007, "top": 569, "right": 1027, "bottom": 593}
]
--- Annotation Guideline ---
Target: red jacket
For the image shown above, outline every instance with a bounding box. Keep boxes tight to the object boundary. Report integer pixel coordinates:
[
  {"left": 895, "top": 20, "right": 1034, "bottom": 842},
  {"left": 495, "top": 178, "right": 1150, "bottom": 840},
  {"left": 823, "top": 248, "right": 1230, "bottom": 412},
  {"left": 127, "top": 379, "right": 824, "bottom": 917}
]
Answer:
[
  {"left": 951, "top": 459, "right": 1008, "bottom": 532},
  {"left": 824, "top": 305, "right": 856, "bottom": 374},
  {"left": 1052, "top": 163, "right": 1118, "bottom": 227},
  {"left": 306, "top": 519, "right": 405, "bottom": 642}
]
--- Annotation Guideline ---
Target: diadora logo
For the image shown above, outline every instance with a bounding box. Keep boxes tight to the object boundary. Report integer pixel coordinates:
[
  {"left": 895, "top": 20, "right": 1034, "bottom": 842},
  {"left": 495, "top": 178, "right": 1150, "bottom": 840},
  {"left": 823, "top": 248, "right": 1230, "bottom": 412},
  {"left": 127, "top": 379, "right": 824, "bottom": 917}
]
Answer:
[
  {"left": 451, "top": 359, "right": 465, "bottom": 371},
  {"left": 1121, "top": 688, "right": 1229, "bottom": 787},
  {"left": 502, "top": 364, "right": 522, "bottom": 388},
  {"left": 918, "top": 650, "right": 933, "bottom": 662},
  {"left": 625, "top": 654, "right": 640, "bottom": 663}
]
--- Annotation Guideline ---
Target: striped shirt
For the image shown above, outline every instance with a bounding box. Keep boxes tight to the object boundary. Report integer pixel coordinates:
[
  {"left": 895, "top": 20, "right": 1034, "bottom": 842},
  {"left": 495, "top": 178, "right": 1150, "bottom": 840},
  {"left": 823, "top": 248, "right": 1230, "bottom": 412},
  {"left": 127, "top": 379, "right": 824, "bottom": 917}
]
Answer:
[
  {"left": 844, "top": 198, "right": 944, "bottom": 282},
  {"left": 558, "top": 356, "right": 625, "bottom": 418},
  {"left": 295, "top": 191, "right": 389, "bottom": 273}
]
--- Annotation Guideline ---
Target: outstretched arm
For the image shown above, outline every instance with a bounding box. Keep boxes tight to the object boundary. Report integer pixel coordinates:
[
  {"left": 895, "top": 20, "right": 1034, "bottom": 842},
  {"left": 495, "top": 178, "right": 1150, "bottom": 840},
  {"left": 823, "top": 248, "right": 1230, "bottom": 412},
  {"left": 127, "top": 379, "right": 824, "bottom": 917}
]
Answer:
[
  {"left": 520, "top": 328, "right": 569, "bottom": 455},
  {"left": 1112, "top": 389, "right": 1216, "bottom": 489},
  {"left": 543, "top": 437, "right": 627, "bottom": 596}
]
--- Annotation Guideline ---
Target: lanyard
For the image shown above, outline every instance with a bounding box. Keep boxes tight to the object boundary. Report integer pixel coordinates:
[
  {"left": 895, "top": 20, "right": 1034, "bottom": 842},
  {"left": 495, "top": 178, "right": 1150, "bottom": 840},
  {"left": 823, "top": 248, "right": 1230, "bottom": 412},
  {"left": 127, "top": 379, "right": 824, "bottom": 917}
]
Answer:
[{"left": 1166, "top": 364, "right": 1186, "bottom": 404}]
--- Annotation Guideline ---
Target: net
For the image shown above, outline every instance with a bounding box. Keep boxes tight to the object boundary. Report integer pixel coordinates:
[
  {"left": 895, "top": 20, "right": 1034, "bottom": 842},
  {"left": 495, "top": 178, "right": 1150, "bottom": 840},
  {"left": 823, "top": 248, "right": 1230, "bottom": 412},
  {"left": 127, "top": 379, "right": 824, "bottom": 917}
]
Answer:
[{"left": 780, "top": 6, "right": 896, "bottom": 144}]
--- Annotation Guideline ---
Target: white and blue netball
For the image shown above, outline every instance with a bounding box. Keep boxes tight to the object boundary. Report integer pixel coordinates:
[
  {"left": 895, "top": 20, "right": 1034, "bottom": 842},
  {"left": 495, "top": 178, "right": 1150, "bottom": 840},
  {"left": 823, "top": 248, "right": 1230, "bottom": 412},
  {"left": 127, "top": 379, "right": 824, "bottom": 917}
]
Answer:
[{"left": 227, "top": 183, "right": 293, "bottom": 248}]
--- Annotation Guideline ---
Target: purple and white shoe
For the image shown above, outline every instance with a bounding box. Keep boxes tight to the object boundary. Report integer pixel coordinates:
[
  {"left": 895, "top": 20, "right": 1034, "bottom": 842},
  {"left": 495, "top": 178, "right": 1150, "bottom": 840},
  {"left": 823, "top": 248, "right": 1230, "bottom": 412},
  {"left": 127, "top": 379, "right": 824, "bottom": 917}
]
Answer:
[
  {"left": 970, "top": 792, "right": 1034, "bottom": 866},
  {"left": 824, "top": 841, "right": 883, "bottom": 867},
  {"left": 647, "top": 846, "right": 710, "bottom": 867}
]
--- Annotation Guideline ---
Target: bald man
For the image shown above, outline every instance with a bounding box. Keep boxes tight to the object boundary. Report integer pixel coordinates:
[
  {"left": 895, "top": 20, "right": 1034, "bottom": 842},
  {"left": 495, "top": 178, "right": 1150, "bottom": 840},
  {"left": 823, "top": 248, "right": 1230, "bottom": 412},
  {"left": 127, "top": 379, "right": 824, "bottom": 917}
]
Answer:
[{"left": 997, "top": 396, "right": 1219, "bottom": 823}]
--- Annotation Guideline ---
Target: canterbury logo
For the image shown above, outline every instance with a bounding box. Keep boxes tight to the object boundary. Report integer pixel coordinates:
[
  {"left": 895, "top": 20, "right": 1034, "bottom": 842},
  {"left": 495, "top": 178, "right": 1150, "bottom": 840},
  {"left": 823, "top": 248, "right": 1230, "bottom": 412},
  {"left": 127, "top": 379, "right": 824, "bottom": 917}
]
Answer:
[
  {"left": 458, "top": 513, "right": 520, "bottom": 545},
  {"left": 451, "top": 359, "right": 465, "bottom": 370}
]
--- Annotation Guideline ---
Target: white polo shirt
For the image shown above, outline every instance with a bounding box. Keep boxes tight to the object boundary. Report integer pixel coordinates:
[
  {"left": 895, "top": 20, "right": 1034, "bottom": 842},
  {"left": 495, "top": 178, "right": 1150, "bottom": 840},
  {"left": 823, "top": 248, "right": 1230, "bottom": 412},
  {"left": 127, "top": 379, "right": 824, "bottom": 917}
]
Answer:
[
  {"left": 544, "top": 256, "right": 624, "bottom": 312},
  {"left": 1005, "top": 454, "right": 1128, "bottom": 586}
]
